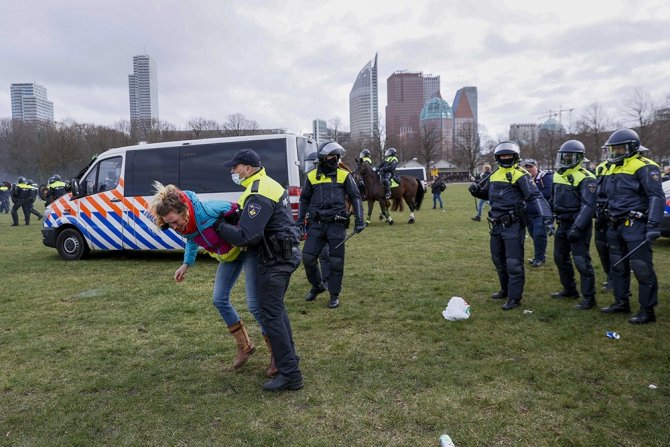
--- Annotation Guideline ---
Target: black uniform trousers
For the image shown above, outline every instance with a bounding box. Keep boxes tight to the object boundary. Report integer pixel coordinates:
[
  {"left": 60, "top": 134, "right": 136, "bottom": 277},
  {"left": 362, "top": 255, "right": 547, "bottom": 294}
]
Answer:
[
  {"left": 302, "top": 220, "right": 346, "bottom": 296},
  {"left": 553, "top": 219, "right": 596, "bottom": 298},
  {"left": 607, "top": 220, "right": 657, "bottom": 309},
  {"left": 490, "top": 221, "right": 526, "bottom": 300},
  {"left": 594, "top": 220, "right": 611, "bottom": 281},
  {"left": 11, "top": 200, "right": 32, "bottom": 224},
  {"left": 257, "top": 246, "right": 302, "bottom": 378}
]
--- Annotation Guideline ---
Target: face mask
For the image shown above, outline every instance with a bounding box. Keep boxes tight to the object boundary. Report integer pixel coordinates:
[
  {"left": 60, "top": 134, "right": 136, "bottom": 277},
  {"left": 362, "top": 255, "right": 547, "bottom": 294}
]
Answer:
[
  {"left": 323, "top": 157, "right": 339, "bottom": 170},
  {"left": 231, "top": 173, "right": 242, "bottom": 185}
]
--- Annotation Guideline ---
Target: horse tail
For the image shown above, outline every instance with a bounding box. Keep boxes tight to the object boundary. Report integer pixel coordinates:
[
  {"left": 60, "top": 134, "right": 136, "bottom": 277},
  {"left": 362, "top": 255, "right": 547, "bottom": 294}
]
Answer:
[
  {"left": 391, "top": 196, "right": 404, "bottom": 212},
  {"left": 414, "top": 177, "right": 425, "bottom": 211}
]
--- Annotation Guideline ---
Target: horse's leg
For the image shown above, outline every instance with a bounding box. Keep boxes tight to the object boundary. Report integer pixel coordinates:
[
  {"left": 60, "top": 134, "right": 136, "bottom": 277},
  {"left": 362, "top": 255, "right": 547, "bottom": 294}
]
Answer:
[
  {"left": 381, "top": 200, "right": 394, "bottom": 225},
  {"left": 366, "top": 199, "right": 374, "bottom": 225},
  {"left": 405, "top": 187, "right": 416, "bottom": 224}
]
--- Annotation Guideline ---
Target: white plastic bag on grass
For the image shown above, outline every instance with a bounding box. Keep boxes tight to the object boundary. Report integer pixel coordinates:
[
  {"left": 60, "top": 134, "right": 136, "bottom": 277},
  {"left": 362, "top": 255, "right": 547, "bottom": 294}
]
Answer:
[{"left": 442, "top": 297, "right": 471, "bottom": 321}]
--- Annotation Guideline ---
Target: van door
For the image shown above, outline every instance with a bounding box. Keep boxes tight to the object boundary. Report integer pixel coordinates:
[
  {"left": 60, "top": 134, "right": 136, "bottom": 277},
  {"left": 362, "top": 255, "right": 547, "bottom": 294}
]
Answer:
[
  {"left": 123, "top": 147, "right": 185, "bottom": 250},
  {"left": 76, "top": 156, "right": 129, "bottom": 250}
]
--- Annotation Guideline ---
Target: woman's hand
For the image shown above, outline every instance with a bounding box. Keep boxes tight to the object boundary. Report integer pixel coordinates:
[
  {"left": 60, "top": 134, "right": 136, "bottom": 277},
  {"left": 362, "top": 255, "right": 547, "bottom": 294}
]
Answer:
[{"left": 174, "top": 264, "right": 189, "bottom": 282}]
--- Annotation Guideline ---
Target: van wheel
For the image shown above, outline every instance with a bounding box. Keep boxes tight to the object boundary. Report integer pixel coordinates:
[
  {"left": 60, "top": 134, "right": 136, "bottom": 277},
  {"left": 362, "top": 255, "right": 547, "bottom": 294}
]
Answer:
[{"left": 56, "top": 229, "right": 89, "bottom": 260}]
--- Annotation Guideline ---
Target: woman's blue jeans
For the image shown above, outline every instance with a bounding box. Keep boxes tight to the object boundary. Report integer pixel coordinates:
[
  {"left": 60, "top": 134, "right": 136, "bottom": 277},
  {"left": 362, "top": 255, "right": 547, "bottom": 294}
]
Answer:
[{"left": 212, "top": 250, "right": 264, "bottom": 334}]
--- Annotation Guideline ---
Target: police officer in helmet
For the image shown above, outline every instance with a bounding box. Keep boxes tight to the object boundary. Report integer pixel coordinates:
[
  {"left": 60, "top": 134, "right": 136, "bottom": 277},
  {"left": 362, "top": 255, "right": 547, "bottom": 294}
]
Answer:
[
  {"left": 215, "top": 149, "right": 303, "bottom": 391},
  {"left": 378, "top": 147, "right": 398, "bottom": 199},
  {"left": 600, "top": 129, "right": 664, "bottom": 324},
  {"left": 10, "top": 176, "right": 34, "bottom": 226},
  {"left": 46, "top": 174, "right": 68, "bottom": 205},
  {"left": 298, "top": 141, "right": 365, "bottom": 309},
  {"left": 468, "top": 141, "right": 553, "bottom": 310},
  {"left": 550, "top": 140, "right": 598, "bottom": 309}
]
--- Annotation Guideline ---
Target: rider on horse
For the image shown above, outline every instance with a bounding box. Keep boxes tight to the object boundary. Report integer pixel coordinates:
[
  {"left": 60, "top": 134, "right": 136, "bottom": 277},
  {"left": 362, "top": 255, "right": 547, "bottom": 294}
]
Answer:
[{"left": 378, "top": 147, "right": 398, "bottom": 199}]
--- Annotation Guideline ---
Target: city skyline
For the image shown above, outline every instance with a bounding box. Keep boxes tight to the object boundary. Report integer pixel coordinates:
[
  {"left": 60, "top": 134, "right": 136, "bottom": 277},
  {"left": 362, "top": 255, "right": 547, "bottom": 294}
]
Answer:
[
  {"left": 0, "top": 1, "right": 668, "bottom": 138},
  {"left": 10, "top": 82, "right": 54, "bottom": 122}
]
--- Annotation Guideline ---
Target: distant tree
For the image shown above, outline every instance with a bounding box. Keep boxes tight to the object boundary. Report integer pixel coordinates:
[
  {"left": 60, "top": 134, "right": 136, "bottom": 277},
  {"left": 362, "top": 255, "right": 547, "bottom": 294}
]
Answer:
[
  {"left": 223, "top": 113, "right": 259, "bottom": 136},
  {"left": 620, "top": 88, "right": 655, "bottom": 142},
  {"left": 188, "top": 117, "right": 221, "bottom": 139},
  {"left": 453, "top": 122, "right": 486, "bottom": 174},
  {"left": 417, "top": 122, "right": 442, "bottom": 169},
  {"left": 574, "top": 102, "right": 612, "bottom": 162},
  {"left": 328, "top": 116, "right": 344, "bottom": 143}
]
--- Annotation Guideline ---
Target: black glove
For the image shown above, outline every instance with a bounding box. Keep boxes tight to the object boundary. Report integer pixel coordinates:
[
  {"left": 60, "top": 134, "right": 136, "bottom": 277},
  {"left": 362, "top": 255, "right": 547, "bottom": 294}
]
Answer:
[
  {"left": 354, "top": 220, "right": 366, "bottom": 234},
  {"left": 567, "top": 225, "right": 582, "bottom": 242},
  {"left": 468, "top": 183, "right": 480, "bottom": 195},
  {"left": 646, "top": 224, "right": 661, "bottom": 241},
  {"left": 543, "top": 218, "right": 555, "bottom": 237},
  {"left": 297, "top": 223, "right": 307, "bottom": 238}
]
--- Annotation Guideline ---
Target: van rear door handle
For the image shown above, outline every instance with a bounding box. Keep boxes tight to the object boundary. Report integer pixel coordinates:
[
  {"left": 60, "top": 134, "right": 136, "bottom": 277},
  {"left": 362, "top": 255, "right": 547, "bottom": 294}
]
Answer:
[{"left": 111, "top": 198, "right": 121, "bottom": 203}]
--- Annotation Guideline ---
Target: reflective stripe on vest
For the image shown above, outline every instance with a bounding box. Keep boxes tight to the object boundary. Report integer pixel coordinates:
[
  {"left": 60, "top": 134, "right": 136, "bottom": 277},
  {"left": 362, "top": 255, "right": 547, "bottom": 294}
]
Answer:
[
  {"left": 237, "top": 168, "right": 285, "bottom": 207},
  {"left": 307, "top": 168, "right": 349, "bottom": 186},
  {"left": 604, "top": 155, "right": 658, "bottom": 176},
  {"left": 489, "top": 165, "right": 528, "bottom": 184},
  {"left": 554, "top": 167, "right": 595, "bottom": 186}
]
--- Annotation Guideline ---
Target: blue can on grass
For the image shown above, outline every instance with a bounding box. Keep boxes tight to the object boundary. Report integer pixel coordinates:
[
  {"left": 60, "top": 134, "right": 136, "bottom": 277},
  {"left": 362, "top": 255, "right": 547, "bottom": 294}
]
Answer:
[{"left": 606, "top": 331, "right": 620, "bottom": 339}]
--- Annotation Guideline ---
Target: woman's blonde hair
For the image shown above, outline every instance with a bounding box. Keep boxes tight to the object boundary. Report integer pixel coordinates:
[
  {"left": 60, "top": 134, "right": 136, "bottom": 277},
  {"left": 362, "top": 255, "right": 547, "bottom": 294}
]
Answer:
[{"left": 149, "top": 181, "right": 189, "bottom": 228}]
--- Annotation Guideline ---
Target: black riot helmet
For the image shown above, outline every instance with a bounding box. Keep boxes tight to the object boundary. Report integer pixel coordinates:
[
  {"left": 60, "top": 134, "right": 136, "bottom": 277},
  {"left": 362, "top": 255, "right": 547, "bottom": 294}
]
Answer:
[
  {"left": 384, "top": 147, "right": 397, "bottom": 157},
  {"left": 556, "top": 140, "right": 586, "bottom": 170},
  {"left": 604, "top": 128, "right": 641, "bottom": 163},
  {"left": 52, "top": 174, "right": 62, "bottom": 182},
  {"left": 360, "top": 148, "right": 371, "bottom": 158},
  {"left": 18, "top": 176, "right": 27, "bottom": 184},
  {"left": 318, "top": 141, "right": 345, "bottom": 160},
  {"left": 493, "top": 141, "right": 521, "bottom": 168}
]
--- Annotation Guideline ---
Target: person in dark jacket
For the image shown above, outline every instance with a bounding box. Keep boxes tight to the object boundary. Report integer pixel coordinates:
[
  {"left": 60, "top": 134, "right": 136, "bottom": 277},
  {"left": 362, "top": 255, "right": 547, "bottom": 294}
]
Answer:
[
  {"left": 298, "top": 141, "right": 365, "bottom": 308},
  {"left": 522, "top": 159, "right": 553, "bottom": 267},
  {"left": 10, "top": 177, "right": 34, "bottom": 226},
  {"left": 468, "top": 142, "right": 553, "bottom": 310},
  {"left": 377, "top": 147, "right": 399, "bottom": 199},
  {"left": 599, "top": 129, "right": 664, "bottom": 324},
  {"left": 431, "top": 176, "right": 446, "bottom": 209},
  {"left": 0, "top": 182, "right": 10, "bottom": 213},
  {"left": 550, "top": 140, "right": 598, "bottom": 309},
  {"left": 45, "top": 175, "right": 68, "bottom": 205}
]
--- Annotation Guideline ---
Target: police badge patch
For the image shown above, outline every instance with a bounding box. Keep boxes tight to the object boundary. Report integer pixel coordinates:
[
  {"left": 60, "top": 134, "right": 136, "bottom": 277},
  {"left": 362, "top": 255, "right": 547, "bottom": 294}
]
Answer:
[
  {"left": 650, "top": 171, "right": 660, "bottom": 182},
  {"left": 247, "top": 203, "right": 261, "bottom": 218},
  {"left": 588, "top": 184, "right": 596, "bottom": 193}
]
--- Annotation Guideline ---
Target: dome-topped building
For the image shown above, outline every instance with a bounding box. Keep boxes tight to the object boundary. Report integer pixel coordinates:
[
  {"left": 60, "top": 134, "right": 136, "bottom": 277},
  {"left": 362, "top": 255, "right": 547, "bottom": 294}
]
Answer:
[
  {"left": 539, "top": 117, "right": 564, "bottom": 133},
  {"left": 419, "top": 93, "right": 454, "bottom": 158}
]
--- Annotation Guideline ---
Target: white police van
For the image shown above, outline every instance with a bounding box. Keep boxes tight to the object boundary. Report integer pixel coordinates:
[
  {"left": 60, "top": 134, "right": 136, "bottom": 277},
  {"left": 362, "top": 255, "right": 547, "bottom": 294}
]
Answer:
[{"left": 42, "top": 134, "right": 316, "bottom": 260}]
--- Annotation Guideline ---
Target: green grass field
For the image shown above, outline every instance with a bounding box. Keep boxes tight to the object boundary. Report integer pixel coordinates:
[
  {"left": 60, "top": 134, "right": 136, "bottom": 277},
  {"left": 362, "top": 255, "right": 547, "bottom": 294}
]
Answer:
[{"left": 1, "top": 185, "right": 669, "bottom": 446}]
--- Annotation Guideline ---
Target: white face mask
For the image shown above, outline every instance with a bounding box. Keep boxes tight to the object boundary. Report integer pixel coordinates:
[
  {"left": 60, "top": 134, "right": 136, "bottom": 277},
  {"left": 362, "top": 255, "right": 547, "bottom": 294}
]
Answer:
[{"left": 231, "top": 173, "right": 242, "bottom": 185}]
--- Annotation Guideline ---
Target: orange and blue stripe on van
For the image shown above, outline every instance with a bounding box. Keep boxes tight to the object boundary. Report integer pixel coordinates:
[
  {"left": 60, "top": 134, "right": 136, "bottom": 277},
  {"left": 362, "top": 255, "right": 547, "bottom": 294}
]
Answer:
[{"left": 43, "top": 178, "right": 186, "bottom": 252}]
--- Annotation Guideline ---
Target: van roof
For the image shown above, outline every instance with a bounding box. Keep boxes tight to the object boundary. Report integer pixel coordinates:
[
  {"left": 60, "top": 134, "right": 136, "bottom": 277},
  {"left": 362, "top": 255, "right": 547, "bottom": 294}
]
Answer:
[{"left": 99, "top": 133, "right": 299, "bottom": 158}]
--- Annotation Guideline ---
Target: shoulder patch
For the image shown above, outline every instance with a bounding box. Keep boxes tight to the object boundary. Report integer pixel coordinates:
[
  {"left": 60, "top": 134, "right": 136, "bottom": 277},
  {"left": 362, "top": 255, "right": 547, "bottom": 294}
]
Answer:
[
  {"left": 588, "top": 184, "right": 596, "bottom": 193},
  {"left": 247, "top": 203, "right": 261, "bottom": 218},
  {"left": 650, "top": 170, "right": 661, "bottom": 182}
]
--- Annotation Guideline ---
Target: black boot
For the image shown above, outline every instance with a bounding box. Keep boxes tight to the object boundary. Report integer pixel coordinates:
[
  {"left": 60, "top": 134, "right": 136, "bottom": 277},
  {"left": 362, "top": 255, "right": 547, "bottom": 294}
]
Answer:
[
  {"left": 551, "top": 289, "right": 580, "bottom": 299},
  {"left": 327, "top": 295, "right": 340, "bottom": 308},
  {"left": 628, "top": 307, "right": 656, "bottom": 324},
  {"left": 491, "top": 290, "right": 507, "bottom": 300},
  {"left": 262, "top": 373, "right": 304, "bottom": 392},
  {"left": 304, "top": 283, "right": 326, "bottom": 301},
  {"left": 600, "top": 301, "right": 631, "bottom": 314},
  {"left": 502, "top": 298, "right": 520, "bottom": 310},
  {"left": 574, "top": 297, "right": 596, "bottom": 310}
]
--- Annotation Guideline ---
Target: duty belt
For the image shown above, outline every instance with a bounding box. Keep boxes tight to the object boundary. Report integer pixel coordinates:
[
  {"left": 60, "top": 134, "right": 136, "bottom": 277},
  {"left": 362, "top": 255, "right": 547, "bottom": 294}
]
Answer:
[
  {"left": 488, "top": 211, "right": 520, "bottom": 229},
  {"left": 313, "top": 214, "right": 349, "bottom": 224},
  {"left": 608, "top": 210, "right": 647, "bottom": 227}
]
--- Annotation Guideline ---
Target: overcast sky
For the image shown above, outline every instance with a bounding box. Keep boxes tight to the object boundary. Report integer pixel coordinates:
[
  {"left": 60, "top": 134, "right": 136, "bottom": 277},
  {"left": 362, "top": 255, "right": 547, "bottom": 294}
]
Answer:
[{"left": 2, "top": 0, "right": 669, "bottom": 139}]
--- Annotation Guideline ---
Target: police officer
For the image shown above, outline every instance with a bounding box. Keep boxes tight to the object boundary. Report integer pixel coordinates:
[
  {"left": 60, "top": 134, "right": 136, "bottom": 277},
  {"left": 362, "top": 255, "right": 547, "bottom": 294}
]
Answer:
[
  {"left": 357, "top": 148, "right": 373, "bottom": 199},
  {"left": 550, "top": 140, "right": 598, "bottom": 309},
  {"left": 46, "top": 175, "right": 68, "bottom": 205},
  {"left": 468, "top": 142, "right": 553, "bottom": 310},
  {"left": 215, "top": 149, "right": 303, "bottom": 391},
  {"left": 303, "top": 151, "right": 330, "bottom": 289},
  {"left": 10, "top": 177, "right": 34, "bottom": 226},
  {"left": 298, "top": 141, "right": 365, "bottom": 309},
  {"left": 359, "top": 148, "right": 373, "bottom": 165},
  {"left": 600, "top": 129, "right": 664, "bottom": 324},
  {"left": 26, "top": 180, "right": 44, "bottom": 221},
  {"left": 0, "top": 182, "right": 10, "bottom": 214},
  {"left": 378, "top": 147, "right": 399, "bottom": 199}
]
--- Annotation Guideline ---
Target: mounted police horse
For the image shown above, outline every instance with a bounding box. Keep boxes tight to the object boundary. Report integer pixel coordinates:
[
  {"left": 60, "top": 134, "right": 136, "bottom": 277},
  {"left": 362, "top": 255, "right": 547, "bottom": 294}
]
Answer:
[{"left": 355, "top": 159, "right": 425, "bottom": 224}]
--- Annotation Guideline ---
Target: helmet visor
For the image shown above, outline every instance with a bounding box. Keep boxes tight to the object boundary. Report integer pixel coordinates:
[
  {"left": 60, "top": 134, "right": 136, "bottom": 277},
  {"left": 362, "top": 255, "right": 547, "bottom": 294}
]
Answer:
[
  {"left": 607, "top": 144, "right": 628, "bottom": 162},
  {"left": 557, "top": 152, "right": 581, "bottom": 168}
]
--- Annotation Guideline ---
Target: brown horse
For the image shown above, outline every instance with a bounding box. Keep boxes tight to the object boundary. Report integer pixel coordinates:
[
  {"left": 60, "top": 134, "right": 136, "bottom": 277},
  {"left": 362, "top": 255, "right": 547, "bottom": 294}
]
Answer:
[{"left": 355, "top": 159, "right": 425, "bottom": 224}]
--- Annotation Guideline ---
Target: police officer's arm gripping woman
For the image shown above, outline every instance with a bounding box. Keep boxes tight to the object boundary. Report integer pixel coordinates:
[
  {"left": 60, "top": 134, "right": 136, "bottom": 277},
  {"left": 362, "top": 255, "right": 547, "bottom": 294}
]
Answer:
[
  {"left": 215, "top": 149, "right": 304, "bottom": 392},
  {"left": 298, "top": 141, "right": 365, "bottom": 309},
  {"left": 468, "top": 141, "right": 553, "bottom": 310}
]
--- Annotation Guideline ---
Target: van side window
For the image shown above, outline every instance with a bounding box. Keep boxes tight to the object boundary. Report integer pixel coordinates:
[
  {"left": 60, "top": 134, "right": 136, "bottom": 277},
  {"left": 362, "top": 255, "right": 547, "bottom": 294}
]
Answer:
[
  {"left": 125, "top": 148, "right": 179, "bottom": 196},
  {"left": 81, "top": 157, "right": 122, "bottom": 196}
]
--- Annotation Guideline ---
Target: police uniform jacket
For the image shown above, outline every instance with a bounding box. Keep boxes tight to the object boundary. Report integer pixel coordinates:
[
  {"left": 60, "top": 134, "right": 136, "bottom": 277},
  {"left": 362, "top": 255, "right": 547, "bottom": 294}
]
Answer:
[
  {"left": 472, "top": 164, "right": 551, "bottom": 220},
  {"left": 377, "top": 156, "right": 398, "bottom": 174},
  {"left": 12, "top": 182, "right": 32, "bottom": 203},
  {"left": 47, "top": 181, "right": 67, "bottom": 202},
  {"left": 552, "top": 166, "right": 597, "bottom": 230},
  {"left": 216, "top": 168, "right": 298, "bottom": 249},
  {"left": 298, "top": 166, "right": 362, "bottom": 222},
  {"left": 594, "top": 161, "right": 611, "bottom": 218},
  {"left": 603, "top": 154, "right": 665, "bottom": 226},
  {"left": 361, "top": 156, "right": 372, "bottom": 165}
]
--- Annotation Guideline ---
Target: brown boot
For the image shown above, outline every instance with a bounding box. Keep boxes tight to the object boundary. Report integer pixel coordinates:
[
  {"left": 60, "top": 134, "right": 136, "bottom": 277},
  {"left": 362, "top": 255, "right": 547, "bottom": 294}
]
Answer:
[
  {"left": 228, "top": 320, "right": 255, "bottom": 369},
  {"left": 263, "top": 335, "right": 278, "bottom": 378}
]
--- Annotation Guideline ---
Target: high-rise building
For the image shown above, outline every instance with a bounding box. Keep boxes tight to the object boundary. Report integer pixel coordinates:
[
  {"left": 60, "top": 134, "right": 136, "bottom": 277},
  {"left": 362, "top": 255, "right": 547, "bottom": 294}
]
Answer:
[
  {"left": 312, "top": 118, "right": 331, "bottom": 144},
  {"left": 386, "top": 71, "right": 442, "bottom": 154},
  {"left": 10, "top": 83, "right": 54, "bottom": 122},
  {"left": 128, "top": 54, "right": 159, "bottom": 135},
  {"left": 509, "top": 123, "right": 539, "bottom": 145},
  {"left": 422, "top": 75, "right": 440, "bottom": 104},
  {"left": 452, "top": 86, "right": 478, "bottom": 150},
  {"left": 349, "top": 53, "right": 379, "bottom": 144}
]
